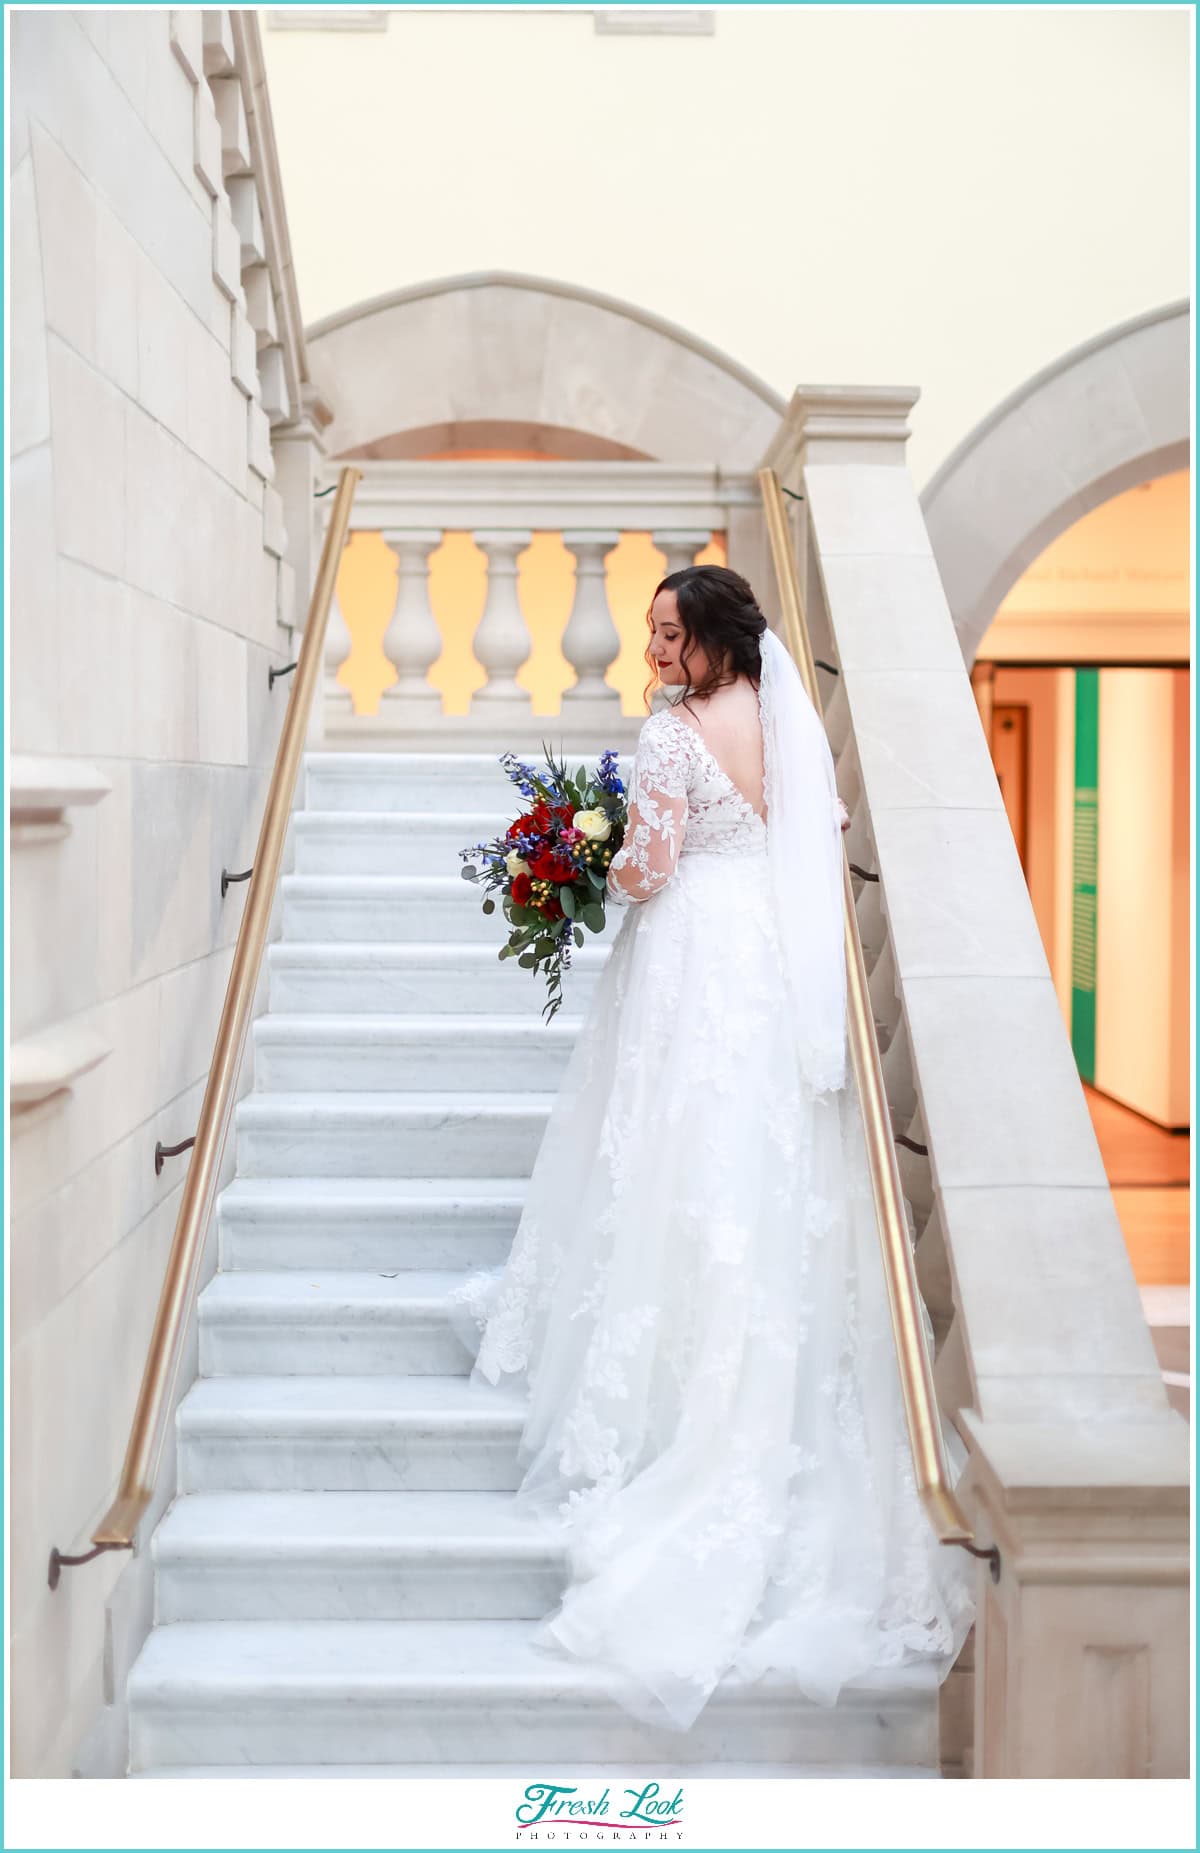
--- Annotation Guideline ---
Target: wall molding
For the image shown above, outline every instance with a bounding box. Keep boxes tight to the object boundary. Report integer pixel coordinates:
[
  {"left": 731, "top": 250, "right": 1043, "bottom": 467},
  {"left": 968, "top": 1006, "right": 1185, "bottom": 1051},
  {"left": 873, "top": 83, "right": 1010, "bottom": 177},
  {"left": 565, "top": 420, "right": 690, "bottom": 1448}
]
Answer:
[
  {"left": 264, "top": 7, "right": 716, "bottom": 28},
  {"left": 10, "top": 1021, "right": 112, "bottom": 1112},
  {"left": 265, "top": 9, "right": 388, "bottom": 29}
]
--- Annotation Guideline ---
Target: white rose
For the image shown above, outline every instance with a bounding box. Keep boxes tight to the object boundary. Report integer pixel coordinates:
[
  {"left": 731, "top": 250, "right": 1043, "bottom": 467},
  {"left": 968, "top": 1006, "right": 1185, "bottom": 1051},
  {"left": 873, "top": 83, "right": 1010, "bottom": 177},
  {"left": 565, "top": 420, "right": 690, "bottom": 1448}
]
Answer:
[
  {"left": 573, "top": 808, "right": 612, "bottom": 842},
  {"left": 504, "top": 849, "right": 532, "bottom": 877}
]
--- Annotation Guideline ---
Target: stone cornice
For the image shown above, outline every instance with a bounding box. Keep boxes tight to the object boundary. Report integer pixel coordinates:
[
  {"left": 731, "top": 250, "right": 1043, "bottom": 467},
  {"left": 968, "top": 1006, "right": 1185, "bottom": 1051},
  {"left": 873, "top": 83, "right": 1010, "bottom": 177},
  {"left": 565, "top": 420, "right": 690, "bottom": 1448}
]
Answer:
[
  {"left": 761, "top": 385, "right": 921, "bottom": 474},
  {"left": 328, "top": 458, "right": 760, "bottom": 532}
]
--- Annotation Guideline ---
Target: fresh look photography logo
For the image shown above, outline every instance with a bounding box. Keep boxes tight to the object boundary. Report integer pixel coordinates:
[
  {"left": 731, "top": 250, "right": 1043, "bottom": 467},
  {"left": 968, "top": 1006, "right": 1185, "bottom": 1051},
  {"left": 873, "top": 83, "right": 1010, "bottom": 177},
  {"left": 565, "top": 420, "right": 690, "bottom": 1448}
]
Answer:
[{"left": 514, "top": 1781, "right": 686, "bottom": 1840}]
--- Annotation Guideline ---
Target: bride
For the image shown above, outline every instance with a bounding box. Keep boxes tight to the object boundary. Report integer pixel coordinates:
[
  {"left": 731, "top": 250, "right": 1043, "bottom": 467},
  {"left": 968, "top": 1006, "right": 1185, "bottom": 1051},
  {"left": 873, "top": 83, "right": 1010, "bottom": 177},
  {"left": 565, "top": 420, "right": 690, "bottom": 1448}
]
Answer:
[{"left": 448, "top": 563, "right": 976, "bottom": 1734}]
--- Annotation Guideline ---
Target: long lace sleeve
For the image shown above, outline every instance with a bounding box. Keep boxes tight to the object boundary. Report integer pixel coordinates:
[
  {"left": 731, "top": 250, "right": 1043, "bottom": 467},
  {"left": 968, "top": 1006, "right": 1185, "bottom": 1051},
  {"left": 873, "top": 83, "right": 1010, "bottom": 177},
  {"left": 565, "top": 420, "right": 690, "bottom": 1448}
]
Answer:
[{"left": 606, "top": 711, "right": 690, "bottom": 905}]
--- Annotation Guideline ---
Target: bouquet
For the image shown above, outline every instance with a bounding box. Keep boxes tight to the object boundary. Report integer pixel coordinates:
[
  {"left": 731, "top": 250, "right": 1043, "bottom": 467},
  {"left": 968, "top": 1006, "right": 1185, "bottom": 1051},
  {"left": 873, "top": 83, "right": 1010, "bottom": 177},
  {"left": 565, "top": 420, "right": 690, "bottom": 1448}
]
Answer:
[{"left": 459, "top": 742, "right": 627, "bottom": 1021}]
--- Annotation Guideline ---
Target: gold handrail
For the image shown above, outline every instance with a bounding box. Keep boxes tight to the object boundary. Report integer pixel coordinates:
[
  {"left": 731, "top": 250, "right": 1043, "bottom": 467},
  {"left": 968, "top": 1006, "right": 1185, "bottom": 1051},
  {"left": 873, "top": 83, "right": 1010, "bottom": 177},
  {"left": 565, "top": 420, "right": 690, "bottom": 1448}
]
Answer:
[
  {"left": 758, "top": 466, "right": 975, "bottom": 1548},
  {"left": 91, "top": 465, "right": 362, "bottom": 1551}
]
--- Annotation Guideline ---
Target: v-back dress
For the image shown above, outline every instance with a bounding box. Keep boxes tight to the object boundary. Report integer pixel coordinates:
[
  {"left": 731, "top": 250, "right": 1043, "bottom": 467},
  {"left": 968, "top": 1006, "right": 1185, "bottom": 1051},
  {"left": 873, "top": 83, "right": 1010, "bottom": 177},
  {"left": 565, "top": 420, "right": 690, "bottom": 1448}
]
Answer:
[{"left": 447, "top": 698, "right": 976, "bottom": 1734}]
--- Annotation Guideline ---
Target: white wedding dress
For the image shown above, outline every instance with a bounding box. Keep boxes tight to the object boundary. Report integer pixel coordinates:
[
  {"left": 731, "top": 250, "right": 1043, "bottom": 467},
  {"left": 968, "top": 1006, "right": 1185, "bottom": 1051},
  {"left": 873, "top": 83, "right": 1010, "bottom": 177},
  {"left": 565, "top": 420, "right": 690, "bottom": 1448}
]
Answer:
[{"left": 448, "top": 665, "right": 976, "bottom": 1735}]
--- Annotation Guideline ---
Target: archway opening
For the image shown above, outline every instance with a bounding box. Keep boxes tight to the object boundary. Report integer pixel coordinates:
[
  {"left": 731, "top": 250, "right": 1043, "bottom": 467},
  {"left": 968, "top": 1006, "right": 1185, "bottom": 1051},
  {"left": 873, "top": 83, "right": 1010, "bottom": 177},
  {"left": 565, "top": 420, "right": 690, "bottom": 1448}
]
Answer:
[{"left": 971, "top": 469, "right": 1190, "bottom": 1309}]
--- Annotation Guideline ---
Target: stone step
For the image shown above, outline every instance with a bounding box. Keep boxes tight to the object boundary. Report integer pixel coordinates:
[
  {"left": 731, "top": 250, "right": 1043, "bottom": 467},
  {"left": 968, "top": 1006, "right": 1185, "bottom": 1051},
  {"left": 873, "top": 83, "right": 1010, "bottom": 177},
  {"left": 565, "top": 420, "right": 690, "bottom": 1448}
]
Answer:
[
  {"left": 280, "top": 875, "right": 508, "bottom": 945},
  {"left": 198, "top": 1270, "right": 475, "bottom": 1376},
  {"left": 252, "top": 1013, "right": 583, "bottom": 1093},
  {"left": 127, "top": 1619, "right": 939, "bottom": 1771},
  {"left": 234, "top": 1091, "right": 553, "bottom": 1179},
  {"left": 217, "top": 1177, "right": 522, "bottom": 1273},
  {"left": 282, "top": 875, "right": 620, "bottom": 949},
  {"left": 130, "top": 745, "right": 956, "bottom": 1783},
  {"left": 178, "top": 1376, "right": 526, "bottom": 1492},
  {"left": 292, "top": 811, "right": 518, "bottom": 877},
  {"left": 152, "top": 1490, "right": 564, "bottom": 1622},
  {"left": 267, "top": 942, "right": 610, "bottom": 1016},
  {"left": 137, "top": 1761, "right": 934, "bottom": 1778},
  {"left": 303, "top": 750, "right": 633, "bottom": 816}
]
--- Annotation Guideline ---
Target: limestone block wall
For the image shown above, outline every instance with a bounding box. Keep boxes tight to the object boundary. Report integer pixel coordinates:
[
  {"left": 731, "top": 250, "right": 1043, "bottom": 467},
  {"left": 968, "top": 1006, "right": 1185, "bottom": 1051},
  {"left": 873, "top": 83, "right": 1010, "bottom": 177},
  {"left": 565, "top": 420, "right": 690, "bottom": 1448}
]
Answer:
[{"left": 8, "top": 9, "right": 302, "bottom": 1776}]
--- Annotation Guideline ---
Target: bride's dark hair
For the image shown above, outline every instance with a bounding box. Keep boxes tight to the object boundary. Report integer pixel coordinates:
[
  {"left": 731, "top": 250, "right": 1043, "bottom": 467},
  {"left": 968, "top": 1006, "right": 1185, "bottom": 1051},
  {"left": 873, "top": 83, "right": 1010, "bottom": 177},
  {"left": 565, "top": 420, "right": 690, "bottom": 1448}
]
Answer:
[{"left": 641, "top": 563, "right": 768, "bottom": 720}]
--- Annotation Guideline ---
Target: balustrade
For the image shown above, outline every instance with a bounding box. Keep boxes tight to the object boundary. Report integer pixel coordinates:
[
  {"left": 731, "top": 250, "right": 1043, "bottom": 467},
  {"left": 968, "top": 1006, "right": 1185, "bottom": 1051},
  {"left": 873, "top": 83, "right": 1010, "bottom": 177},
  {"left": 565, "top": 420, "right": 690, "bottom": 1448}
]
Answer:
[{"left": 315, "top": 461, "right": 759, "bottom": 747}]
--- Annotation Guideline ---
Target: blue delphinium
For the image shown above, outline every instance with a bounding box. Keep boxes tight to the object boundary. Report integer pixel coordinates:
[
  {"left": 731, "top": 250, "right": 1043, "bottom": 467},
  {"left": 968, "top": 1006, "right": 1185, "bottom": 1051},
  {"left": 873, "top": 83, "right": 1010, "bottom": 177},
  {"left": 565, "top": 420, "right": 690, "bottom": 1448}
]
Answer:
[
  {"left": 498, "top": 751, "right": 544, "bottom": 800},
  {"left": 595, "top": 748, "right": 625, "bottom": 797}
]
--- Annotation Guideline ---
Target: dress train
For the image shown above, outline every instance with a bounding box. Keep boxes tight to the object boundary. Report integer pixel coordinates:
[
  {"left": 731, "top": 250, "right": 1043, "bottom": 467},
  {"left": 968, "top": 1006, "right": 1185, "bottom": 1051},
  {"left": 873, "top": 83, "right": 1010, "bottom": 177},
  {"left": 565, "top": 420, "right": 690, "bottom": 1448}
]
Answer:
[{"left": 447, "top": 825, "right": 976, "bottom": 1734}]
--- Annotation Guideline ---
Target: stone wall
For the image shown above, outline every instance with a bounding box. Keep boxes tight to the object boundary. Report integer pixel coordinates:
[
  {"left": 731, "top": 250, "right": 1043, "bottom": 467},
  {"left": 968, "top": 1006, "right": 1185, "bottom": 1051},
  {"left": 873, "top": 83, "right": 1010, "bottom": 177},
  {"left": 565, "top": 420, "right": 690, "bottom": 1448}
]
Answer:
[{"left": 9, "top": 9, "right": 299, "bottom": 1776}]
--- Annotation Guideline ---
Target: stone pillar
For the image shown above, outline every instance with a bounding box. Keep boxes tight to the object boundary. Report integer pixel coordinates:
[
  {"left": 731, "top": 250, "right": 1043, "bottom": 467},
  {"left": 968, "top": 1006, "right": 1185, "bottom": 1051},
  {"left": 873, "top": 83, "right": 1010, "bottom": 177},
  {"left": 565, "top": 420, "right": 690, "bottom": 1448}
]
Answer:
[
  {"left": 270, "top": 392, "right": 333, "bottom": 745},
  {"left": 271, "top": 409, "right": 326, "bottom": 629},
  {"left": 323, "top": 576, "right": 354, "bottom": 728},
  {"left": 726, "top": 495, "right": 776, "bottom": 625},
  {"left": 470, "top": 529, "right": 534, "bottom": 707},
  {"left": 962, "top": 1413, "right": 1190, "bottom": 1777},
  {"left": 380, "top": 527, "right": 444, "bottom": 720}
]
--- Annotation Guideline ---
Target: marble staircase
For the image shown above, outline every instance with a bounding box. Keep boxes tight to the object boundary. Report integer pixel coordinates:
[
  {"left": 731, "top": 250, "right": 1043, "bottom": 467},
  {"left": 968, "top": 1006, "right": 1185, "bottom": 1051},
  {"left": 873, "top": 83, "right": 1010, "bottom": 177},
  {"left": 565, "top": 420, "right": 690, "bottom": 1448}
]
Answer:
[{"left": 124, "top": 751, "right": 945, "bottom": 1778}]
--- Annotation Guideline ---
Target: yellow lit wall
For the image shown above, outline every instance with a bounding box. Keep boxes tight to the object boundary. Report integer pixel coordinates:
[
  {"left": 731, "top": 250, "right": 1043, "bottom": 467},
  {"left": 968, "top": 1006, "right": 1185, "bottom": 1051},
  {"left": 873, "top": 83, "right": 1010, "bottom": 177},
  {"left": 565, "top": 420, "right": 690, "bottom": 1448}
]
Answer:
[
  {"left": 997, "top": 471, "right": 1189, "bottom": 615},
  {"left": 980, "top": 471, "right": 1190, "bottom": 663}
]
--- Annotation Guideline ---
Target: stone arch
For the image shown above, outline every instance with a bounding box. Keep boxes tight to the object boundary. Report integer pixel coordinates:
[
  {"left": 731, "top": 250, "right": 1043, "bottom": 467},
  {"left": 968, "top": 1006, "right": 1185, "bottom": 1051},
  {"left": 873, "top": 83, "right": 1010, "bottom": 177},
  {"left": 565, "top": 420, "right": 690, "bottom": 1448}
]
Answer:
[
  {"left": 921, "top": 300, "right": 1190, "bottom": 666},
  {"left": 305, "top": 269, "right": 785, "bottom": 467}
]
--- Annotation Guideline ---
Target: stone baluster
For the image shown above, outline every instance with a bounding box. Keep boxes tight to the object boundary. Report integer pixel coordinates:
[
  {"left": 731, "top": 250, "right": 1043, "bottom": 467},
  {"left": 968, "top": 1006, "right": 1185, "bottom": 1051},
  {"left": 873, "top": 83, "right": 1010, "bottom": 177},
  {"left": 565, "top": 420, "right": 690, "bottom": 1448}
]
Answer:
[
  {"left": 560, "top": 530, "right": 622, "bottom": 704},
  {"left": 380, "top": 528, "right": 443, "bottom": 710},
  {"left": 652, "top": 528, "right": 711, "bottom": 578},
  {"left": 470, "top": 529, "right": 534, "bottom": 706}
]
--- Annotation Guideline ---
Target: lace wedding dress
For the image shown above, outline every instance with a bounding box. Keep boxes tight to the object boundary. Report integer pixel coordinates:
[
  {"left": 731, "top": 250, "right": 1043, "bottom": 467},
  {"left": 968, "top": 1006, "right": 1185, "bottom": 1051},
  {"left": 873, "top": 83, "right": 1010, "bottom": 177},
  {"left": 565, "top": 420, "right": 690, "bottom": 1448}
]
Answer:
[{"left": 447, "top": 657, "right": 976, "bottom": 1735}]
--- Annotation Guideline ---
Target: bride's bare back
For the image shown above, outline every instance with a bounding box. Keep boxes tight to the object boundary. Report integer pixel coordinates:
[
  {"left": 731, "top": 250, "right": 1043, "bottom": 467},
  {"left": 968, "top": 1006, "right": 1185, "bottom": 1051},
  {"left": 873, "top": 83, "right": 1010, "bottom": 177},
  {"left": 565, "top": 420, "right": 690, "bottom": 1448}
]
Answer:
[{"left": 668, "top": 674, "right": 767, "bottom": 824}]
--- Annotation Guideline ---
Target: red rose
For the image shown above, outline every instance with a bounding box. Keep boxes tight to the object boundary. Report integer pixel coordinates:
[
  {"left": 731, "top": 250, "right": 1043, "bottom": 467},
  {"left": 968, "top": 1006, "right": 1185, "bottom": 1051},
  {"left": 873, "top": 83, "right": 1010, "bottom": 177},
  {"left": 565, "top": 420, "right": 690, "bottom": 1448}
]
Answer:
[
  {"left": 529, "top": 849, "right": 573, "bottom": 882},
  {"left": 511, "top": 872, "right": 532, "bottom": 906}
]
